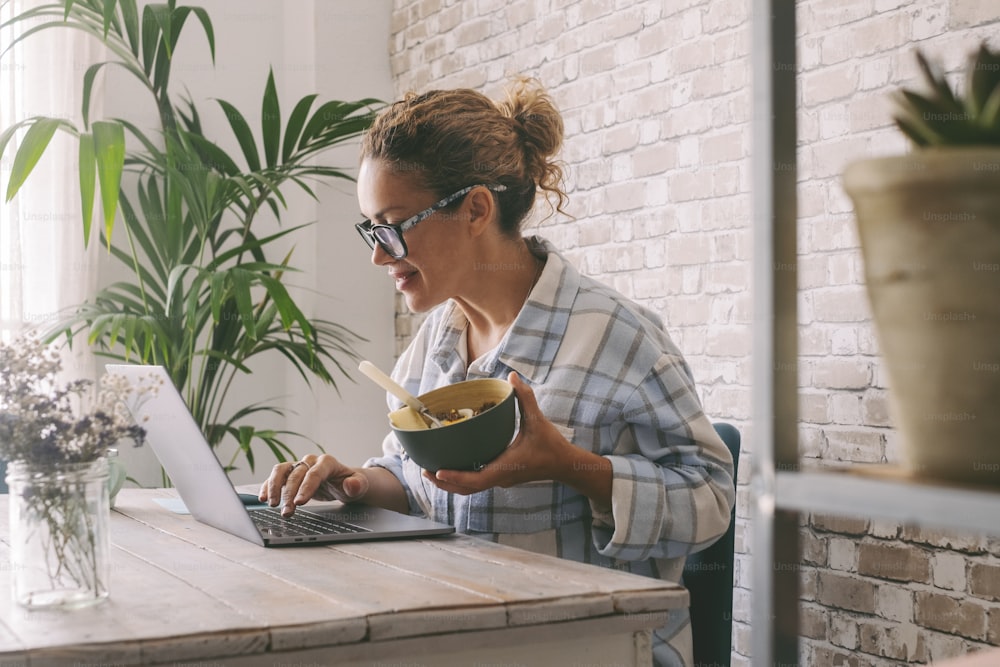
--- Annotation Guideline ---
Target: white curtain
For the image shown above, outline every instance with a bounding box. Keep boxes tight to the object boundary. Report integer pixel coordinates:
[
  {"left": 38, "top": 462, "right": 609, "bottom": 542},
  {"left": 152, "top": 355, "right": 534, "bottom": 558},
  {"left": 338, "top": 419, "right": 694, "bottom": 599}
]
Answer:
[{"left": 0, "top": 0, "right": 102, "bottom": 379}]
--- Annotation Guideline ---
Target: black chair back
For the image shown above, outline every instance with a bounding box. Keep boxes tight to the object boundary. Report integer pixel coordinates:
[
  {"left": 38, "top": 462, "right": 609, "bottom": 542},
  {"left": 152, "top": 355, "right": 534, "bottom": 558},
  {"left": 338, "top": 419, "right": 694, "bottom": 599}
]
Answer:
[{"left": 683, "top": 422, "right": 741, "bottom": 667}]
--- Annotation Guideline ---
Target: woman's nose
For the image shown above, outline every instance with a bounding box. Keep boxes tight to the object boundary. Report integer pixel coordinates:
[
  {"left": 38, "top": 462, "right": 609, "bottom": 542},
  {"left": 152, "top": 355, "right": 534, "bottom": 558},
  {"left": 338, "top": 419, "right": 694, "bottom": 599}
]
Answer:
[{"left": 371, "top": 242, "right": 392, "bottom": 265}]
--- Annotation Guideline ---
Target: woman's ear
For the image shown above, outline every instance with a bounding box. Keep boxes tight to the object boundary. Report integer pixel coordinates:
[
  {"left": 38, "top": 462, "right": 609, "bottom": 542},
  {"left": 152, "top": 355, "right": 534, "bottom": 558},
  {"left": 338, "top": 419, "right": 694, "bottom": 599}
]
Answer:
[{"left": 464, "top": 186, "right": 497, "bottom": 239}]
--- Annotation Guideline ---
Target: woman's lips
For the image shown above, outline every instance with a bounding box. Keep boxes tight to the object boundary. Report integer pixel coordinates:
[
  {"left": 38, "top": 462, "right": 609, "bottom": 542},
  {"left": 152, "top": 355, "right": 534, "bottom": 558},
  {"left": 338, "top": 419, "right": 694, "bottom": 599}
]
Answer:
[{"left": 390, "top": 268, "right": 418, "bottom": 290}]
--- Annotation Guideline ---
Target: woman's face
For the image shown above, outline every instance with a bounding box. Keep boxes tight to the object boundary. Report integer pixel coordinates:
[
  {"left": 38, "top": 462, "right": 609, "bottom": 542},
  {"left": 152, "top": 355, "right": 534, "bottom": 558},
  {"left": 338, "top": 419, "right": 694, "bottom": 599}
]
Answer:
[{"left": 356, "top": 159, "right": 467, "bottom": 313}]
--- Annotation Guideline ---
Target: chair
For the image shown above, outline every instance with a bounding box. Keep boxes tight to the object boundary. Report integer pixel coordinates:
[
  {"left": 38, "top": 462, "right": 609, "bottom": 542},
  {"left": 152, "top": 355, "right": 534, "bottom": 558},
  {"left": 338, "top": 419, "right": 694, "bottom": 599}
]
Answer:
[{"left": 683, "top": 422, "right": 741, "bottom": 667}]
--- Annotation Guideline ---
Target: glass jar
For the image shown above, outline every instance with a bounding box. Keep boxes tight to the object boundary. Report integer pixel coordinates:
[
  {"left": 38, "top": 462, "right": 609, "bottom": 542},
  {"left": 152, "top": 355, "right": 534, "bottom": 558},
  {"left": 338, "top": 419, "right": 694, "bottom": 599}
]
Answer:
[{"left": 6, "top": 457, "right": 111, "bottom": 609}]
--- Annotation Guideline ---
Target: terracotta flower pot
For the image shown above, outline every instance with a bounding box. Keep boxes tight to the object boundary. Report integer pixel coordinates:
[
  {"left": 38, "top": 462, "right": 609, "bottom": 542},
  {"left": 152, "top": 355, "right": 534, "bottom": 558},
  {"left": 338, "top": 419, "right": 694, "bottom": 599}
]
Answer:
[{"left": 843, "top": 147, "right": 1000, "bottom": 487}]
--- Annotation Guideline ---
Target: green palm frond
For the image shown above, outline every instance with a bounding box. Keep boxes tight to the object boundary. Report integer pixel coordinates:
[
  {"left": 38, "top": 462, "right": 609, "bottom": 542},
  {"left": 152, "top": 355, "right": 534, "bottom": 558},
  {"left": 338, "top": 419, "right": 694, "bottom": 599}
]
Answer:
[{"left": 1, "top": 0, "right": 380, "bottom": 474}]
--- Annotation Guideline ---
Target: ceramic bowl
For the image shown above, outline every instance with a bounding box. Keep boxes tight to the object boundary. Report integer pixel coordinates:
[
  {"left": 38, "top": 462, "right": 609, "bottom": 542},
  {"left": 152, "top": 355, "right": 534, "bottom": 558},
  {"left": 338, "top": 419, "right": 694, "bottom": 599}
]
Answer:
[{"left": 388, "top": 378, "right": 516, "bottom": 473}]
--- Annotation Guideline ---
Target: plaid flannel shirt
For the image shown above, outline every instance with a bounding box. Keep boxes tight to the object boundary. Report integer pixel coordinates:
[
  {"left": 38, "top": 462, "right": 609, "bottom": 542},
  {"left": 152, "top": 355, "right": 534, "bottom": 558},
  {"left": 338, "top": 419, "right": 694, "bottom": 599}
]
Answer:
[{"left": 365, "top": 236, "right": 735, "bottom": 666}]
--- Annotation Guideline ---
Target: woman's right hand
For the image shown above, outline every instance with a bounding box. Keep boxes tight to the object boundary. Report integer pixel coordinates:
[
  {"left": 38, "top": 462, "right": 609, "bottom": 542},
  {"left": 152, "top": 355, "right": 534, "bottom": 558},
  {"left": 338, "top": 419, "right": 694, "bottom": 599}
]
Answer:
[{"left": 258, "top": 454, "right": 371, "bottom": 517}]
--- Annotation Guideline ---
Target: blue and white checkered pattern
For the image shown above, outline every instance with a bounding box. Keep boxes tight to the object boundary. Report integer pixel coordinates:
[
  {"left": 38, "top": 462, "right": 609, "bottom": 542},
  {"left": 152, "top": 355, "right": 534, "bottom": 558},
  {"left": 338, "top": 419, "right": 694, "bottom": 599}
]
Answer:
[{"left": 366, "top": 236, "right": 735, "bottom": 667}]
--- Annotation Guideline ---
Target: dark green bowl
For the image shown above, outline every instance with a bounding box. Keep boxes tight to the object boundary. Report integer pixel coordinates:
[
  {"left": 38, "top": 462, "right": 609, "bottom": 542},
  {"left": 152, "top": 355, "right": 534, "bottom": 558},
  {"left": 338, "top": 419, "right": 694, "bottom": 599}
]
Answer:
[{"left": 389, "top": 378, "right": 516, "bottom": 473}]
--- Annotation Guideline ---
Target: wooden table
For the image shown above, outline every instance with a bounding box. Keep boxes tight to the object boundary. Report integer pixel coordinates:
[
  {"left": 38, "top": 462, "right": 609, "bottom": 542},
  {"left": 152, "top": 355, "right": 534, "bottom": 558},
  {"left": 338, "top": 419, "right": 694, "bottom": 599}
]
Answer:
[{"left": 0, "top": 488, "right": 688, "bottom": 666}]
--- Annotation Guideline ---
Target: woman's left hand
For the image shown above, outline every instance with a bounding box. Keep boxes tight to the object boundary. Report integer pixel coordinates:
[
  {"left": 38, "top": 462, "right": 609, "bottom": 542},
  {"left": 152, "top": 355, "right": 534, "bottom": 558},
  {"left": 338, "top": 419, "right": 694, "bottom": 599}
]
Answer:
[{"left": 422, "top": 371, "right": 572, "bottom": 495}]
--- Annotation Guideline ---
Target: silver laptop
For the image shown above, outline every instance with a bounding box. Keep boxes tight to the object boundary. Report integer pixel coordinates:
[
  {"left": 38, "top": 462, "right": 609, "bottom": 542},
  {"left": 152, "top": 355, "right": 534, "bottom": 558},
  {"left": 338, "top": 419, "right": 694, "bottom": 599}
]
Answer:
[{"left": 107, "top": 364, "right": 455, "bottom": 546}]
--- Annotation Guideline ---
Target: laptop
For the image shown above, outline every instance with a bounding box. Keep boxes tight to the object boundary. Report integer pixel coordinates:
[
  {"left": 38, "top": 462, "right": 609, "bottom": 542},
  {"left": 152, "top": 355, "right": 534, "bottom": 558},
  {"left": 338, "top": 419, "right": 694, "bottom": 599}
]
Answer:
[{"left": 107, "top": 364, "right": 455, "bottom": 546}]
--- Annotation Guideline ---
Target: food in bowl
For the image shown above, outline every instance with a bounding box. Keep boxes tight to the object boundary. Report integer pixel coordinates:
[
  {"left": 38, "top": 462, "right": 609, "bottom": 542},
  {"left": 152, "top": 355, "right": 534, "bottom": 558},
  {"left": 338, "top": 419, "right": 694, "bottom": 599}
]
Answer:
[
  {"left": 387, "top": 379, "right": 516, "bottom": 472},
  {"left": 389, "top": 401, "right": 500, "bottom": 430},
  {"left": 429, "top": 402, "right": 499, "bottom": 428},
  {"left": 437, "top": 408, "right": 475, "bottom": 425}
]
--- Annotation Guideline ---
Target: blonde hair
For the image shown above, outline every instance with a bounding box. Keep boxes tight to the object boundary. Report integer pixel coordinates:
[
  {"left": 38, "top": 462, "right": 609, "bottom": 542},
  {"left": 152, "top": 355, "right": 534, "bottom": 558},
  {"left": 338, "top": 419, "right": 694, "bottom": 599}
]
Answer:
[{"left": 361, "top": 77, "right": 568, "bottom": 235}]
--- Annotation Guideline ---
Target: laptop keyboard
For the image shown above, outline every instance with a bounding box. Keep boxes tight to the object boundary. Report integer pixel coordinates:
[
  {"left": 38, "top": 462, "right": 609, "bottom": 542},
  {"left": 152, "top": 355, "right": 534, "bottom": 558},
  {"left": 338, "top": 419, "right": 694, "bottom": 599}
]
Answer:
[{"left": 250, "top": 507, "right": 371, "bottom": 538}]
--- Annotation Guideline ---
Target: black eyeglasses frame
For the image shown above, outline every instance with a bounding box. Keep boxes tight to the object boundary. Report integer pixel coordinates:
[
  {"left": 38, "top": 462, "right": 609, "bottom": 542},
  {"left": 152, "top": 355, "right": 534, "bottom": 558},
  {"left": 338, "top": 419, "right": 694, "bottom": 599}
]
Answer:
[{"left": 355, "top": 183, "right": 508, "bottom": 260}]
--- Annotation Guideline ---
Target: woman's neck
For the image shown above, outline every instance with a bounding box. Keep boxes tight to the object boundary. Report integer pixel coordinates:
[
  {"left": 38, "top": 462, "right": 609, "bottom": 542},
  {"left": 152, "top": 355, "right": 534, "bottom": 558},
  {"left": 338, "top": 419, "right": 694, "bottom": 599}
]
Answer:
[{"left": 456, "top": 239, "right": 544, "bottom": 362}]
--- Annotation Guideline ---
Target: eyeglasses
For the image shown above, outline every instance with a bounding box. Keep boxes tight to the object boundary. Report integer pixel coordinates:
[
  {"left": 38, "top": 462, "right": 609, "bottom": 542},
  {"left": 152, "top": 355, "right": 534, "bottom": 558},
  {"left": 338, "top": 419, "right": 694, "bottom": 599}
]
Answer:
[{"left": 355, "top": 184, "right": 508, "bottom": 260}]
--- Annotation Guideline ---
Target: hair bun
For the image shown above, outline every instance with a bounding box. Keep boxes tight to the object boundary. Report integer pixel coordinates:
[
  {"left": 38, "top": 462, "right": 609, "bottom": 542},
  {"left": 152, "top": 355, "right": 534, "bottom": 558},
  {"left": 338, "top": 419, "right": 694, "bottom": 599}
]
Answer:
[
  {"left": 499, "top": 77, "right": 564, "bottom": 159},
  {"left": 497, "top": 77, "right": 566, "bottom": 215}
]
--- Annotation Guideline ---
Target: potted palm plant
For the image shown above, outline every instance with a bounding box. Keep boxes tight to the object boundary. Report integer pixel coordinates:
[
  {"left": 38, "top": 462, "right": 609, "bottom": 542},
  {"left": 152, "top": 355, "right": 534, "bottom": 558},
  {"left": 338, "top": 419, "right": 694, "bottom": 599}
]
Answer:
[
  {"left": 843, "top": 42, "right": 1000, "bottom": 487},
  {"left": 0, "top": 0, "right": 379, "bottom": 475}
]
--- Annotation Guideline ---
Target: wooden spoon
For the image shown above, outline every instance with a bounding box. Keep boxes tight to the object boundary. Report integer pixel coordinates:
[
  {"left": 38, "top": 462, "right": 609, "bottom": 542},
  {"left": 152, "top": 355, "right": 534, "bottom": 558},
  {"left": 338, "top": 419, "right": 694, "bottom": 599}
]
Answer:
[{"left": 358, "top": 361, "right": 444, "bottom": 428}]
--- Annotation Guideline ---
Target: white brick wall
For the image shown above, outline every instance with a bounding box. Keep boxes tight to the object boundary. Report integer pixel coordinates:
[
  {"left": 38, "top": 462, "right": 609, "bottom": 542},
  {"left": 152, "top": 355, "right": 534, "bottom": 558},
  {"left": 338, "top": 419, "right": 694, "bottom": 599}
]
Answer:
[{"left": 387, "top": 0, "right": 1000, "bottom": 664}]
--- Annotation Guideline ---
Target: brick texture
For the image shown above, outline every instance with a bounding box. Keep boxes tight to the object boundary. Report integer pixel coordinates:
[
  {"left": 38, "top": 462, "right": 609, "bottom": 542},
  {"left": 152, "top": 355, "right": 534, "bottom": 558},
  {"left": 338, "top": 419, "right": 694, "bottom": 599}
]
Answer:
[
  {"left": 818, "top": 571, "right": 877, "bottom": 614},
  {"left": 857, "top": 543, "right": 931, "bottom": 584},
  {"left": 969, "top": 563, "right": 1000, "bottom": 601},
  {"left": 387, "top": 0, "right": 1000, "bottom": 664},
  {"left": 915, "top": 591, "right": 989, "bottom": 641}
]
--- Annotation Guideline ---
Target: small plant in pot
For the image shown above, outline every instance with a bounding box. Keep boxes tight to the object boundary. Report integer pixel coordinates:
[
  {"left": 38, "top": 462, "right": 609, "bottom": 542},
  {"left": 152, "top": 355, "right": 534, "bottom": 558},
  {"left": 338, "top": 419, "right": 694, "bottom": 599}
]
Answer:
[{"left": 843, "top": 42, "right": 1000, "bottom": 487}]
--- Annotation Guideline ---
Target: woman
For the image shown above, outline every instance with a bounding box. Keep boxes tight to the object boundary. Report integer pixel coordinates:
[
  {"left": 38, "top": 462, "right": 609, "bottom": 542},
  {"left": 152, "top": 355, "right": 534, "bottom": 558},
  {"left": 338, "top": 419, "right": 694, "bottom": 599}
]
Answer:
[{"left": 260, "top": 78, "right": 735, "bottom": 667}]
